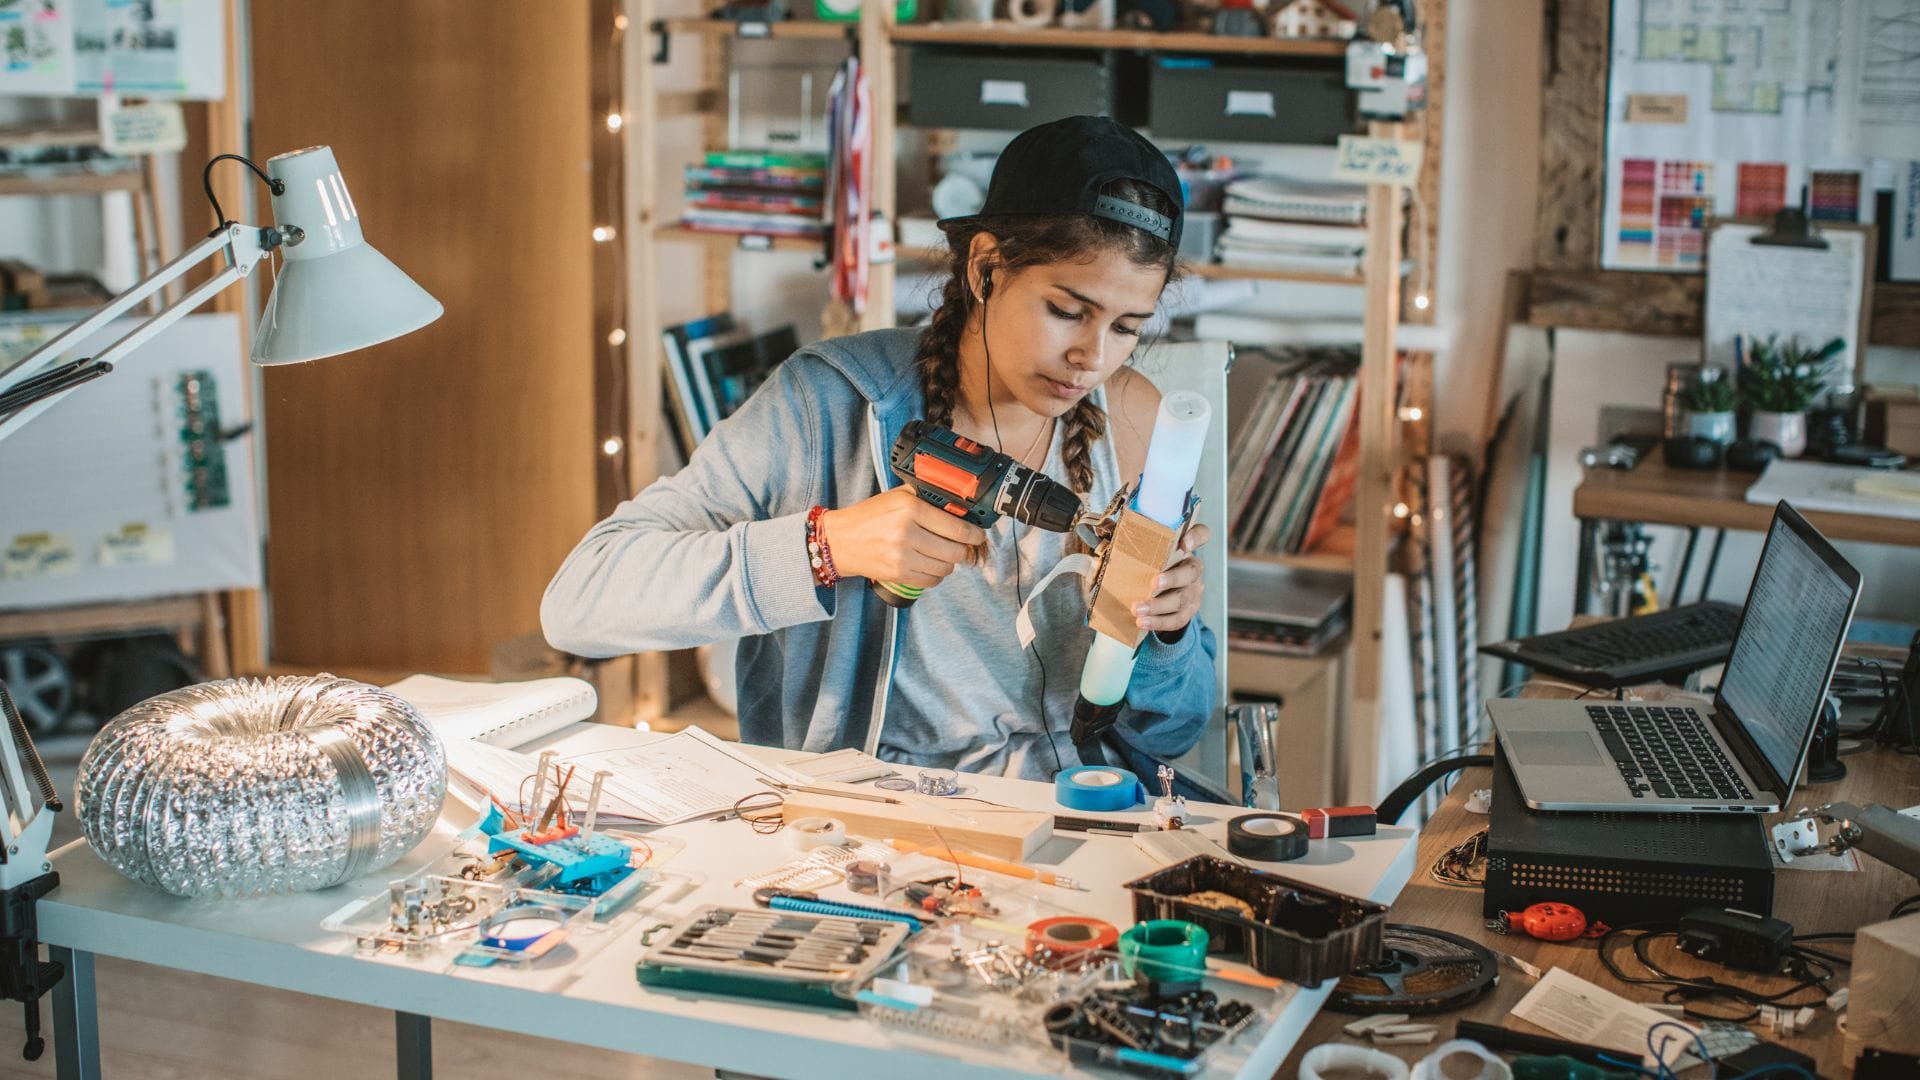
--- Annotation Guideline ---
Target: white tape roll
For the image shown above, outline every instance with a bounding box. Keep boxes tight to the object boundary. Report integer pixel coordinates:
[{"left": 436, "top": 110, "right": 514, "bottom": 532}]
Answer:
[
  {"left": 1299, "top": 1044, "right": 1411, "bottom": 1080},
  {"left": 1007, "top": 0, "right": 1057, "bottom": 28},
  {"left": 788, "top": 816, "right": 847, "bottom": 851},
  {"left": 1412, "top": 1040, "right": 1512, "bottom": 1080}
]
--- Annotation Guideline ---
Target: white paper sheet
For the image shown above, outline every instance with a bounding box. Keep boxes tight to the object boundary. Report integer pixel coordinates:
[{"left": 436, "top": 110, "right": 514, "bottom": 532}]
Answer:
[
  {"left": 1702, "top": 221, "right": 1867, "bottom": 379},
  {"left": 0, "top": 0, "right": 76, "bottom": 95},
  {"left": 1512, "top": 967, "right": 1699, "bottom": 1067},
  {"left": 1833, "top": 0, "right": 1920, "bottom": 160},
  {"left": 1601, "top": 0, "right": 1870, "bottom": 272},
  {"left": 1745, "top": 459, "right": 1920, "bottom": 522},
  {"left": 443, "top": 726, "right": 801, "bottom": 826}
]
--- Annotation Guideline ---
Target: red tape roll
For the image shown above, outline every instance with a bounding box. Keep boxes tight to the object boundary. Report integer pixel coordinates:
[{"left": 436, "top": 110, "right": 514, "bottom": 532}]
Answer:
[{"left": 1026, "top": 916, "right": 1120, "bottom": 967}]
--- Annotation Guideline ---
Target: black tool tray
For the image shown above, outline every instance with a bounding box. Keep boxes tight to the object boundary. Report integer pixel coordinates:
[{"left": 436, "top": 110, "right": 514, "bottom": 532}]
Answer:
[{"left": 1123, "top": 856, "right": 1387, "bottom": 986}]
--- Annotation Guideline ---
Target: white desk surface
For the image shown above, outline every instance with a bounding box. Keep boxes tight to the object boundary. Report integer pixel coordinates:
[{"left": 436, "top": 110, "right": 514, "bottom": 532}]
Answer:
[{"left": 39, "top": 723, "right": 1418, "bottom": 1080}]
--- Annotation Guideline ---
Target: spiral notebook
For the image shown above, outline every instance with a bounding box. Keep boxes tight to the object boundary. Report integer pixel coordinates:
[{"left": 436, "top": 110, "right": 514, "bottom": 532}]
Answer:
[{"left": 386, "top": 674, "right": 597, "bottom": 749}]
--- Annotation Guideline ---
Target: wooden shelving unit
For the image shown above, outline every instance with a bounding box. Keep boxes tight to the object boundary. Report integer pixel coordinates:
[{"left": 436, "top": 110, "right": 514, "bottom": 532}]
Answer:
[
  {"left": 624, "top": 4, "right": 1445, "bottom": 792},
  {"left": 889, "top": 23, "right": 1348, "bottom": 56},
  {"left": 657, "top": 222, "right": 823, "bottom": 253},
  {"left": 0, "top": 170, "right": 145, "bottom": 197}
]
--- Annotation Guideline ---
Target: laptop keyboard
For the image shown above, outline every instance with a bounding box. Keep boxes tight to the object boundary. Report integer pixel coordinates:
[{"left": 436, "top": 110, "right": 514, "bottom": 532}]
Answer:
[{"left": 1587, "top": 704, "right": 1754, "bottom": 802}]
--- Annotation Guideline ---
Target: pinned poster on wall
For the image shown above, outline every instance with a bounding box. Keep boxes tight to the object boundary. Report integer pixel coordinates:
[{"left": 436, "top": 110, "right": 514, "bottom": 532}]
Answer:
[
  {"left": 71, "top": 0, "right": 223, "bottom": 100},
  {"left": 1601, "top": 0, "right": 1873, "bottom": 272},
  {"left": 0, "top": 0, "right": 77, "bottom": 96}
]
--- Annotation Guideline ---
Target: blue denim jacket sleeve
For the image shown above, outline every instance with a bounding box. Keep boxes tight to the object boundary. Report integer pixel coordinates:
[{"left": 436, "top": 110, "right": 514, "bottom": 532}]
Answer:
[{"left": 1110, "top": 615, "right": 1218, "bottom": 761}]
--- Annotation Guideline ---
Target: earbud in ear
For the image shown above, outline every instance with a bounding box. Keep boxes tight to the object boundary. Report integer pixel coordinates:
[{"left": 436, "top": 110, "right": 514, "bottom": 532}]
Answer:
[{"left": 979, "top": 268, "right": 994, "bottom": 301}]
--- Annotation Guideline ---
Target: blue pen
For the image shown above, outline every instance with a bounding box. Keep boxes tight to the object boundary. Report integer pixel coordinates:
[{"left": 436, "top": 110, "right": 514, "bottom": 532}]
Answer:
[{"left": 766, "top": 894, "right": 924, "bottom": 932}]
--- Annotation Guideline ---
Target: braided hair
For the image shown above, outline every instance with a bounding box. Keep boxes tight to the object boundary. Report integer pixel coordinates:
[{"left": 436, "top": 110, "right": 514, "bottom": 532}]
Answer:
[{"left": 916, "top": 177, "right": 1180, "bottom": 494}]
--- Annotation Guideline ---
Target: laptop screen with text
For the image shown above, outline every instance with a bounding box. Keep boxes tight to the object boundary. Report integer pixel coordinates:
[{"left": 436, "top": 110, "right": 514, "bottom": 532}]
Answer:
[{"left": 1719, "top": 509, "right": 1858, "bottom": 789}]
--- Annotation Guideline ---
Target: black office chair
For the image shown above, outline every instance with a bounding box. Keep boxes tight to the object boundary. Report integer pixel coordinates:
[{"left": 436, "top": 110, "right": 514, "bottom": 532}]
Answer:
[{"left": 1374, "top": 752, "right": 1495, "bottom": 825}]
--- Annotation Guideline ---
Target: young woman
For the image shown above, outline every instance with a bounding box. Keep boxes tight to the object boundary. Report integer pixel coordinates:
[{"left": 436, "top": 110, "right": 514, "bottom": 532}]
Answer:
[{"left": 543, "top": 115, "right": 1216, "bottom": 782}]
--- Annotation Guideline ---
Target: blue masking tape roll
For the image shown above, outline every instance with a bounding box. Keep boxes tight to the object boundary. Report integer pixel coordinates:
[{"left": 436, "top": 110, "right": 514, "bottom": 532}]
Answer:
[{"left": 1055, "top": 766, "right": 1147, "bottom": 811}]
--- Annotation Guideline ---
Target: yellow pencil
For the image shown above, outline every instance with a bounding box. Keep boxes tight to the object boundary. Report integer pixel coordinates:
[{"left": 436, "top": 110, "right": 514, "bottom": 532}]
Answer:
[{"left": 887, "top": 837, "right": 1085, "bottom": 890}]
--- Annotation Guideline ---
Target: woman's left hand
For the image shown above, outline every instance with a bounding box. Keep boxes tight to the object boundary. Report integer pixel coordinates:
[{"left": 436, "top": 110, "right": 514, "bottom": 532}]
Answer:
[{"left": 1134, "top": 523, "right": 1209, "bottom": 635}]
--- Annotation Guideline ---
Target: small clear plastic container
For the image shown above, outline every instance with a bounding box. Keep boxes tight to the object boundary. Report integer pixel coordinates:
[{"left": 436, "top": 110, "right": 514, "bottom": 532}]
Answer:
[{"left": 846, "top": 920, "right": 1292, "bottom": 1078}]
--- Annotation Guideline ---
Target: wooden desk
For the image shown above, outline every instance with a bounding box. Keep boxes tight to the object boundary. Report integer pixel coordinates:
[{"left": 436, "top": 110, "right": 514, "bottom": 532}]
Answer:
[
  {"left": 1573, "top": 458, "right": 1920, "bottom": 547},
  {"left": 1570, "top": 458, "right": 1920, "bottom": 610},
  {"left": 1285, "top": 734, "right": 1920, "bottom": 1076}
]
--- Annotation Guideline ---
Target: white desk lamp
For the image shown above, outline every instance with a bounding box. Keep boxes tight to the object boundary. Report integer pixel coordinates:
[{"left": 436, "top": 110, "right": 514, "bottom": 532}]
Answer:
[
  {"left": 0, "top": 145, "right": 442, "bottom": 434},
  {"left": 0, "top": 146, "right": 440, "bottom": 1060}
]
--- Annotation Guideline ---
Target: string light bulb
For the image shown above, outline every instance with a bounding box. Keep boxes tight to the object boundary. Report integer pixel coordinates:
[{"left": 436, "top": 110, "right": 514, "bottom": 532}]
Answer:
[
  {"left": 602, "top": 437, "right": 623, "bottom": 457},
  {"left": 1399, "top": 406, "right": 1423, "bottom": 422},
  {"left": 606, "top": 113, "right": 624, "bottom": 132},
  {"left": 1393, "top": 502, "right": 1411, "bottom": 519},
  {"left": 1412, "top": 293, "right": 1431, "bottom": 311},
  {"left": 607, "top": 327, "right": 627, "bottom": 346},
  {"left": 592, "top": 225, "right": 616, "bottom": 243},
  {"left": 614, "top": 13, "right": 628, "bottom": 30}
]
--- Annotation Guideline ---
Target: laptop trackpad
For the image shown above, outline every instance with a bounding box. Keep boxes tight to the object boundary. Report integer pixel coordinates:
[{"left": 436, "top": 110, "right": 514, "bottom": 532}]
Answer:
[{"left": 1507, "top": 730, "right": 1604, "bottom": 767}]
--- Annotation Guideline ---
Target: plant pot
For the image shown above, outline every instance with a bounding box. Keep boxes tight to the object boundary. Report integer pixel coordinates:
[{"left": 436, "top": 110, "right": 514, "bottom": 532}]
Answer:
[
  {"left": 1682, "top": 409, "right": 1737, "bottom": 446},
  {"left": 1749, "top": 410, "right": 1808, "bottom": 459}
]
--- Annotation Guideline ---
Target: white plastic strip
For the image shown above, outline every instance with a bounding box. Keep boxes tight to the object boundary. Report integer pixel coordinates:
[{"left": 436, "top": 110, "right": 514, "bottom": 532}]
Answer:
[{"left": 1014, "top": 552, "right": 1097, "bottom": 650}]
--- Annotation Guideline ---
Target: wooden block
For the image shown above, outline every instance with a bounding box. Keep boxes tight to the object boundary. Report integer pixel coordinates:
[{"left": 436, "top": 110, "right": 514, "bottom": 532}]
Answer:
[
  {"left": 779, "top": 787, "right": 1052, "bottom": 861},
  {"left": 1087, "top": 507, "right": 1184, "bottom": 648},
  {"left": 1845, "top": 913, "right": 1920, "bottom": 1066}
]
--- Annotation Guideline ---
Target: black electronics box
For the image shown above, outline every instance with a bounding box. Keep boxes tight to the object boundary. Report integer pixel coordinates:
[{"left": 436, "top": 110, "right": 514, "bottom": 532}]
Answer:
[
  {"left": 1484, "top": 746, "right": 1774, "bottom": 925},
  {"left": 907, "top": 48, "right": 1146, "bottom": 131},
  {"left": 1147, "top": 57, "right": 1354, "bottom": 146}
]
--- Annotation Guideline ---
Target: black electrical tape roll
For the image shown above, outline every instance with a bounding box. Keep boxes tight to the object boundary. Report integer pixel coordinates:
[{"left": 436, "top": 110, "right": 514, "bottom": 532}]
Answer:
[{"left": 1228, "top": 813, "right": 1308, "bottom": 861}]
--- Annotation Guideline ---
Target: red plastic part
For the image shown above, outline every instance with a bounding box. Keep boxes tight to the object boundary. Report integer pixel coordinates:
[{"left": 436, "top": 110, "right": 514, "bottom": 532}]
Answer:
[
  {"left": 1518, "top": 902, "right": 1589, "bottom": 941},
  {"left": 1301, "top": 806, "right": 1377, "bottom": 840}
]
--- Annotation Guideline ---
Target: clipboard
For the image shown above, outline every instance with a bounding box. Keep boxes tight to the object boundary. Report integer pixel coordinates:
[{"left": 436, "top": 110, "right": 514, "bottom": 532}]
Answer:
[{"left": 1702, "top": 212, "right": 1876, "bottom": 383}]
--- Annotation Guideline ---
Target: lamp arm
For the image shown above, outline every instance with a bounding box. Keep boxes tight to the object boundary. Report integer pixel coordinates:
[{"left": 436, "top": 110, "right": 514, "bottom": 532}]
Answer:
[
  {"left": 1774, "top": 801, "right": 1920, "bottom": 879},
  {"left": 0, "top": 225, "right": 276, "bottom": 439}
]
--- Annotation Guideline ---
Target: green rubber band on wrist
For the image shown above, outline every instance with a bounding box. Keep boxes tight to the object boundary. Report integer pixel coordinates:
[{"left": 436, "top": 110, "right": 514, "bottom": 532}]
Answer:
[
  {"left": 1117, "top": 920, "right": 1209, "bottom": 981},
  {"left": 879, "top": 581, "right": 924, "bottom": 600}
]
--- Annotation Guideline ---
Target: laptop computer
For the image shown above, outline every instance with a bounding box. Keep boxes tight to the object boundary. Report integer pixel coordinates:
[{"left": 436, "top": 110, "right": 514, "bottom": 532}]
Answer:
[{"left": 1487, "top": 502, "right": 1861, "bottom": 814}]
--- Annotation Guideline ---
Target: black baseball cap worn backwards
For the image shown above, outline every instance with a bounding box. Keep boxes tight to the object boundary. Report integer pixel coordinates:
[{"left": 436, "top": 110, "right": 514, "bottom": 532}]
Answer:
[{"left": 938, "top": 115, "right": 1184, "bottom": 252}]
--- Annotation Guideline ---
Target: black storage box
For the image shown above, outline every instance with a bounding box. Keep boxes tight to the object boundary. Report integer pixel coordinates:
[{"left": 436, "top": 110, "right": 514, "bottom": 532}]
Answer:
[
  {"left": 1124, "top": 855, "right": 1387, "bottom": 986},
  {"left": 1484, "top": 747, "right": 1775, "bottom": 926},
  {"left": 907, "top": 47, "right": 1145, "bottom": 131},
  {"left": 1148, "top": 57, "right": 1353, "bottom": 145}
]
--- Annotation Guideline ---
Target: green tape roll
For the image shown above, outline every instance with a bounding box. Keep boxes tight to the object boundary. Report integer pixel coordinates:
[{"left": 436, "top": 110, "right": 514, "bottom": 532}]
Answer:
[{"left": 1118, "top": 920, "right": 1209, "bottom": 982}]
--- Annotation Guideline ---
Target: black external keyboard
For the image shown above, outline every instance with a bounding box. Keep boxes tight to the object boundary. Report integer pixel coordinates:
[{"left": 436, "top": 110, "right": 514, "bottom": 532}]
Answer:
[
  {"left": 1587, "top": 703, "right": 1753, "bottom": 802},
  {"left": 1481, "top": 601, "right": 1744, "bottom": 685}
]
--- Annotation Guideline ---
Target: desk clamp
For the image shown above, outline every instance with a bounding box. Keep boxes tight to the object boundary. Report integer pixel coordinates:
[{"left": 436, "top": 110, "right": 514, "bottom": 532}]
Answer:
[{"left": 0, "top": 682, "right": 63, "bottom": 1060}]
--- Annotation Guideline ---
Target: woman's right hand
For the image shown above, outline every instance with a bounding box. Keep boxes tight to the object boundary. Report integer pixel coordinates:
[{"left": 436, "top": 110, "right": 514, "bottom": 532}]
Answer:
[{"left": 820, "top": 487, "right": 986, "bottom": 589}]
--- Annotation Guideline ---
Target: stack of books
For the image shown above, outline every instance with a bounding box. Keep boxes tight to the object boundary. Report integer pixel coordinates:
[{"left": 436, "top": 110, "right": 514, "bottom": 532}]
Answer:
[
  {"left": 660, "top": 313, "right": 800, "bottom": 457},
  {"left": 682, "top": 150, "right": 827, "bottom": 239},
  {"left": 1214, "top": 176, "right": 1367, "bottom": 276},
  {"left": 1226, "top": 347, "right": 1362, "bottom": 557},
  {"left": 1227, "top": 559, "right": 1351, "bottom": 657}
]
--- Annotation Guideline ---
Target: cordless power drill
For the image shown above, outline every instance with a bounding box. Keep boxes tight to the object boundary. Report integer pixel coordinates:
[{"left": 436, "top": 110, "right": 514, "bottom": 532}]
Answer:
[{"left": 871, "top": 419, "right": 1083, "bottom": 608}]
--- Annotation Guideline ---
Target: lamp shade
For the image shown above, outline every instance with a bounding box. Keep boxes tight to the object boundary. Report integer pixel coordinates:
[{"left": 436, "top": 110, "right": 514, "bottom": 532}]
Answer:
[{"left": 252, "top": 146, "right": 443, "bottom": 366}]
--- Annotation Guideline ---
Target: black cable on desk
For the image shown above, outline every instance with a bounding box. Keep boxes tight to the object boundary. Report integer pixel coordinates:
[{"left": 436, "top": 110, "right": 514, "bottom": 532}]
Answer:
[{"left": 1597, "top": 922, "right": 1840, "bottom": 1022}]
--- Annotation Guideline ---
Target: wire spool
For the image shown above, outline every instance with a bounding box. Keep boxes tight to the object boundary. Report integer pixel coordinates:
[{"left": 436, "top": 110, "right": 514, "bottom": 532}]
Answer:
[
  {"left": 1025, "top": 916, "right": 1120, "bottom": 967},
  {"left": 1328, "top": 925, "right": 1498, "bottom": 1015},
  {"left": 1228, "top": 813, "right": 1308, "bottom": 861}
]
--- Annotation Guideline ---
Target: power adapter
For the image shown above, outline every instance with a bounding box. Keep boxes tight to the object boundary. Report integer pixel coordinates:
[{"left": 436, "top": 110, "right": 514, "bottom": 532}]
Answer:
[{"left": 1676, "top": 907, "right": 1794, "bottom": 972}]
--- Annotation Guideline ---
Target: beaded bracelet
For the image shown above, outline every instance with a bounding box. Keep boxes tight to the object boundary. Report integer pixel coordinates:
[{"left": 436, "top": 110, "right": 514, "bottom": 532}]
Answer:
[{"left": 804, "top": 505, "right": 838, "bottom": 589}]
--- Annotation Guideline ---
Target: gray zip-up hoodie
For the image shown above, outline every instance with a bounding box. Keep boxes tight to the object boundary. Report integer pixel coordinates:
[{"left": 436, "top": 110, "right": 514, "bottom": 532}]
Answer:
[{"left": 541, "top": 327, "right": 1216, "bottom": 766}]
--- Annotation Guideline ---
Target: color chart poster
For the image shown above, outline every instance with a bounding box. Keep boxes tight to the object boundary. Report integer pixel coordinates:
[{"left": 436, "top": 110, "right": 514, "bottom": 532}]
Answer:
[{"left": 1602, "top": 0, "right": 1871, "bottom": 272}]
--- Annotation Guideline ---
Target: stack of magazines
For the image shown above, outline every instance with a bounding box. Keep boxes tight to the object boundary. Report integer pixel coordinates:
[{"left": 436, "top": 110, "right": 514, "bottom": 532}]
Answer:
[
  {"left": 682, "top": 150, "right": 826, "bottom": 239},
  {"left": 1226, "top": 347, "right": 1362, "bottom": 557},
  {"left": 660, "top": 313, "right": 799, "bottom": 455},
  {"left": 1215, "top": 176, "right": 1367, "bottom": 276}
]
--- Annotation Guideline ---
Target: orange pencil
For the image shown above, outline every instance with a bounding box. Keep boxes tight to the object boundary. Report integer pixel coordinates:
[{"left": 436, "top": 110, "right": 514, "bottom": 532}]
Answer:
[{"left": 887, "top": 837, "right": 1086, "bottom": 890}]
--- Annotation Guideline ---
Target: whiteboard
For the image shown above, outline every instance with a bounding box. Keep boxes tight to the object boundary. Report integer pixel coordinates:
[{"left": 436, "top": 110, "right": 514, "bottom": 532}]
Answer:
[{"left": 0, "top": 312, "right": 262, "bottom": 611}]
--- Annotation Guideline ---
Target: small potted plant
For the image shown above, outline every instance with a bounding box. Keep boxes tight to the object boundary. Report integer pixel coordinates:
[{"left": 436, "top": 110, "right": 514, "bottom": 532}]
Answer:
[
  {"left": 1678, "top": 366, "right": 1738, "bottom": 446},
  {"left": 1739, "top": 335, "right": 1844, "bottom": 459}
]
